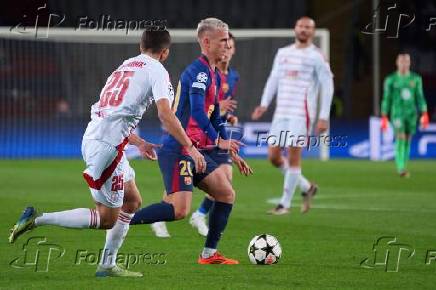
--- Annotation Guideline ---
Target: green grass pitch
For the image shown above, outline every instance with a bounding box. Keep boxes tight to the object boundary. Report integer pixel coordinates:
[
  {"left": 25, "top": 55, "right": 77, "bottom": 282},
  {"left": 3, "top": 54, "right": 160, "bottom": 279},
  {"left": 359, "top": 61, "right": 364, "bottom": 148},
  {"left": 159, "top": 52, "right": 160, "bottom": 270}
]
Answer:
[{"left": 1, "top": 159, "right": 436, "bottom": 289}]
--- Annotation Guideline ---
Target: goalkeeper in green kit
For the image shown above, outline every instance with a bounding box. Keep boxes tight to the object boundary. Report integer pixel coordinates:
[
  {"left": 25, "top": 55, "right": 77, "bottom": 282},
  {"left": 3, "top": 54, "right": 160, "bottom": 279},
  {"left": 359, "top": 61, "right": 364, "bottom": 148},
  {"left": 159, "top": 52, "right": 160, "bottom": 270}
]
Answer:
[{"left": 381, "top": 53, "right": 429, "bottom": 177}]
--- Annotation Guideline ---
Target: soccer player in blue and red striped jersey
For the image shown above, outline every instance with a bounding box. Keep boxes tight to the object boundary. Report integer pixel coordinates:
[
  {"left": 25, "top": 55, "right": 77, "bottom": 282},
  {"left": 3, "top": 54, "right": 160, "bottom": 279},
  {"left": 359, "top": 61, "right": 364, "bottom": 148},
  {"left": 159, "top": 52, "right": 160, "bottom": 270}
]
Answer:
[
  {"left": 130, "top": 18, "right": 251, "bottom": 264},
  {"left": 189, "top": 32, "right": 249, "bottom": 236},
  {"left": 217, "top": 32, "right": 240, "bottom": 125}
]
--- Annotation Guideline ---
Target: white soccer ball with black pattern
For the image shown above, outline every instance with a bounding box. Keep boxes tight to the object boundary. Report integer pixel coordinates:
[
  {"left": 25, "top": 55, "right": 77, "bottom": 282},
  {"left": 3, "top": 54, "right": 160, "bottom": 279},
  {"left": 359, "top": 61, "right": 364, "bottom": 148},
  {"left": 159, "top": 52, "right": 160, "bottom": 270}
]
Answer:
[{"left": 248, "top": 234, "right": 282, "bottom": 265}]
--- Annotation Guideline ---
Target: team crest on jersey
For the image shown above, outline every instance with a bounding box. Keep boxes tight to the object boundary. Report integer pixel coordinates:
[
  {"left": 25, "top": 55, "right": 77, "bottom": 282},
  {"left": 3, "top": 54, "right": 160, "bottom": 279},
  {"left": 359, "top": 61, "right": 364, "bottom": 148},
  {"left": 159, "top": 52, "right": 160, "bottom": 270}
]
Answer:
[
  {"left": 222, "top": 82, "right": 229, "bottom": 93},
  {"left": 184, "top": 176, "right": 192, "bottom": 185},
  {"left": 393, "top": 118, "right": 402, "bottom": 128},
  {"left": 196, "top": 72, "right": 208, "bottom": 83},
  {"left": 409, "top": 80, "right": 415, "bottom": 88},
  {"left": 401, "top": 88, "right": 411, "bottom": 100}
]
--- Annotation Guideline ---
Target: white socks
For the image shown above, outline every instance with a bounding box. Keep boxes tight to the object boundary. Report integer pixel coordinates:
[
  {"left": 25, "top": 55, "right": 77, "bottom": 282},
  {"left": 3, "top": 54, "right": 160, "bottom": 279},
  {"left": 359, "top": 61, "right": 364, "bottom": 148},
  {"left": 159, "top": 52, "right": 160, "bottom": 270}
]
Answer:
[
  {"left": 298, "top": 175, "right": 311, "bottom": 193},
  {"left": 201, "top": 247, "right": 217, "bottom": 258},
  {"left": 34, "top": 208, "right": 133, "bottom": 269},
  {"left": 100, "top": 211, "right": 133, "bottom": 269},
  {"left": 279, "top": 157, "right": 289, "bottom": 175},
  {"left": 35, "top": 208, "right": 100, "bottom": 229},
  {"left": 278, "top": 158, "right": 311, "bottom": 193},
  {"left": 279, "top": 167, "right": 301, "bottom": 209}
]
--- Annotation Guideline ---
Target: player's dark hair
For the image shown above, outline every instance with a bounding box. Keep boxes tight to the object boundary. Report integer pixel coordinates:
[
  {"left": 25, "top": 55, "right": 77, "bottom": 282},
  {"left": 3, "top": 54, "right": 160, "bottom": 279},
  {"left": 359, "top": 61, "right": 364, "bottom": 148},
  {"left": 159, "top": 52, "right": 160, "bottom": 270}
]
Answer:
[{"left": 141, "top": 30, "right": 171, "bottom": 53}]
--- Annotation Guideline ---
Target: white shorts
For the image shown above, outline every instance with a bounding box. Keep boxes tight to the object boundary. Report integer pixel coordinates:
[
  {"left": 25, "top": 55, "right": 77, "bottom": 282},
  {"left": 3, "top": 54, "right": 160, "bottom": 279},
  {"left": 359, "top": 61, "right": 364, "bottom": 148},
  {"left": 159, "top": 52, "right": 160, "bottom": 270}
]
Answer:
[
  {"left": 81, "top": 139, "right": 135, "bottom": 208},
  {"left": 268, "top": 117, "right": 309, "bottom": 147}
]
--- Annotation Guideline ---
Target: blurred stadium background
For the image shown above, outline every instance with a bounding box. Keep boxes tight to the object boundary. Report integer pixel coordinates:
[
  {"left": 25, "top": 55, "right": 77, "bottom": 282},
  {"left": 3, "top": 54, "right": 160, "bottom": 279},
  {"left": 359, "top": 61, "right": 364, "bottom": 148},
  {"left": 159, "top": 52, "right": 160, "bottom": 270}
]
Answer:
[{"left": 0, "top": 0, "right": 435, "bottom": 159}]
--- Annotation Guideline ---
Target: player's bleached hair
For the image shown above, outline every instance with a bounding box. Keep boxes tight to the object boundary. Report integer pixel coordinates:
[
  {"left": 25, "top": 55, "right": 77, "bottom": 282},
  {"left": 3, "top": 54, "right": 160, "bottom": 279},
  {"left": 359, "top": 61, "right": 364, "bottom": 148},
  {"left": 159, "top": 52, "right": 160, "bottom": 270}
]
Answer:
[{"left": 197, "top": 18, "right": 229, "bottom": 39}]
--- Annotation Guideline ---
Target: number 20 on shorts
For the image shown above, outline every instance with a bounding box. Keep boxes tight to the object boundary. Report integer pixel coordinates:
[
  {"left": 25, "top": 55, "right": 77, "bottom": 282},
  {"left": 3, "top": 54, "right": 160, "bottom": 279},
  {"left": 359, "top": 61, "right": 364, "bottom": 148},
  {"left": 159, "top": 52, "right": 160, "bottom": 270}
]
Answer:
[{"left": 179, "top": 160, "right": 193, "bottom": 176}]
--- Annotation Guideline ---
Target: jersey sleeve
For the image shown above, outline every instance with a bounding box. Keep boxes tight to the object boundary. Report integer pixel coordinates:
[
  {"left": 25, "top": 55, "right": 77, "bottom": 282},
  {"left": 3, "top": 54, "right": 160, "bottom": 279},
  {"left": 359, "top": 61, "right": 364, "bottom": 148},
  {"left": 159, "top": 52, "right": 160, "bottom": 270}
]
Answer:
[
  {"left": 231, "top": 70, "right": 240, "bottom": 97},
  {"left": 315, "top": 54, "right": 334, "bottom": 120},
  {"left": 381, "top": 76, "right": 392, "bottom": 116},
  {"left": 210, "top": 101, "right": 228, "bottom": 139},
  {"left": 151, "top": 66, "right": 173, "bottom": 103},
  {"left": 260, "top": 50, "right": 280, "bottom": 107},
  {"left": 189, "top": 70, "right": 219, "bottom": 143},
  {"left": 415, "top": 75, "right": 427, "bottom": 113}
]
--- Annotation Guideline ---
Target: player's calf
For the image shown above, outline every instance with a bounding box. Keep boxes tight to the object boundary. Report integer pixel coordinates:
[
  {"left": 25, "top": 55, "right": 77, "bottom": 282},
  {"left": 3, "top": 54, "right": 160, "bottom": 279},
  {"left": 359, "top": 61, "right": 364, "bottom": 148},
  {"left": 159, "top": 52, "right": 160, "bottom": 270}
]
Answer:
[
  {"left": 163, "top": 190, "right": 192, "bottom": 220},
  {"left": 172, "top": 201, "right": 191, "bottom": 220},
  {"left": 197, "top": 168, "right": 237, "bottom": 262},
  {"left": 96, "top": 204, "right": 120, "bottom": 229},
  {"left": 8, "top": 205, "right": 116, "bottom": 243},
  {"left": 267, "top": 146, "right": 284, "bottom": 168},
  {"left": 122, "top": 180, "right": 143, "bottom": 214}
]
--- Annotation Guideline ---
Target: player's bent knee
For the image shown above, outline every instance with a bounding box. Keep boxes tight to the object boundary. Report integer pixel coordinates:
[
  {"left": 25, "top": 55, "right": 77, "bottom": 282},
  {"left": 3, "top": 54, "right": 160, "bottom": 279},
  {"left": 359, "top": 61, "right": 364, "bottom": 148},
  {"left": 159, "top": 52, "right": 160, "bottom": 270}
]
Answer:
[
  {"left": 268, "top": 153, "right": 282, "bottom": 167},
  {"left": 123, "top": 181, "right": 142, "bottom": 212},
  {"left": 288, "top": 149, "right": 302, "bottom": 167},
  {"left": 173, "top": 205, "right": 189, "bottom": 220},
  {"left": 122, "top": 198, "right": 142, "bottom": 214},
  {"left": 214, "top": 186, "right": 235, "bottom": 204},
  {"left": 99, "top": 216, "right": 117, "bottom": 229},
  {"left": 224, "top": 189, "right": 235, "bottom": 204}
]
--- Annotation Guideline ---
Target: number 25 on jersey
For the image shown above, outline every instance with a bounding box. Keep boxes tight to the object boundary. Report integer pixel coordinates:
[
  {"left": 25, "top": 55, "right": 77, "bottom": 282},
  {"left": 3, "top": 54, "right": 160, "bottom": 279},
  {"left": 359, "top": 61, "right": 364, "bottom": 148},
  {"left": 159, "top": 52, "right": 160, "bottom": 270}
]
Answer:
[{"left": 99, "top": 71, "right": 134, "bottom": 108}]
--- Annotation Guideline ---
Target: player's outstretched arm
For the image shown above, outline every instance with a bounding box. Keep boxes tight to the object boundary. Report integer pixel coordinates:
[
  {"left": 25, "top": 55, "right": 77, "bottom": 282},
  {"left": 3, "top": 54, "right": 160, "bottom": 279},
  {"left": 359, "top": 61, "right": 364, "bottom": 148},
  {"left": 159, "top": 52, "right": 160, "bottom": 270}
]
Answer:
[
  {"left": 219, "top": 97, "right": 237, "bottom": 114},
  {"left": 381, "top": 77, "right": 392, "bottom": 117},
  {"left": 230, "top": 151, "right": 253, "bottom": 176},
  {"left": 380, "top": 77, "right": 393, "bottom": 131},
  {"left": 252, "top": 51, "right": 281, "bottom": 120},
  {"left": 251, "top": 106, "right": 267, "bottom": 120},
  {"left": 315, "top": 55, "right": 334, "bottom": 134},
  {"left": 128, "top": 133, "right": 161, "bottom": 160},
  {"left": 209, "top": 101, "right": 242, "bottom": 154},
  {"left": 258, "top": 51, "right": 280, "bottom": 111},
  {"left": 155, "top": 98, "right": 206, "bottom": 173},
  {"left": 416, "top": 76, "right": 429, "bottom": 129}
]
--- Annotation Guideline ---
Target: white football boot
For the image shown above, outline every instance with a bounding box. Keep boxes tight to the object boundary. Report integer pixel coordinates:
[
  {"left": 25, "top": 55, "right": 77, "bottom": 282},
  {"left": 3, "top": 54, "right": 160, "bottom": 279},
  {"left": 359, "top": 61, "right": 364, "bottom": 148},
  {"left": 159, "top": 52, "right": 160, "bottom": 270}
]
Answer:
[
  {"left": 189, "top": 211, "right": 209, "bottom": 237},
  {"left": 150, "top": 222, "right": 170, "bottom": 238}
]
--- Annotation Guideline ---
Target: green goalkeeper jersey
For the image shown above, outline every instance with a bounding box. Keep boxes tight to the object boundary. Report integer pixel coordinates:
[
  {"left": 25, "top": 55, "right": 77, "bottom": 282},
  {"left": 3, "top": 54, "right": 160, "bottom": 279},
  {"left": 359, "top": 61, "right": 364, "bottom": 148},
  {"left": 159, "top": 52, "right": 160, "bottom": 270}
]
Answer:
[{"left": 381, "top": 71, "right": 427, "bottom": 118}]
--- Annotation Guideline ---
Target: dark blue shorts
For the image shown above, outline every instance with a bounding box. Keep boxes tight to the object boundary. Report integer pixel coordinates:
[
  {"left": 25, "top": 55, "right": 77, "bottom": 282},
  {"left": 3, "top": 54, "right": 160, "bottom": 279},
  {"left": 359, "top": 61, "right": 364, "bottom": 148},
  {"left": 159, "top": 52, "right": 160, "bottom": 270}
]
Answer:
[
  {"left": 158, "top": 148, "right": 228, "bottom": 195},
  {"left": 203, "top": 148, "right": 232, "bottom": 166}
]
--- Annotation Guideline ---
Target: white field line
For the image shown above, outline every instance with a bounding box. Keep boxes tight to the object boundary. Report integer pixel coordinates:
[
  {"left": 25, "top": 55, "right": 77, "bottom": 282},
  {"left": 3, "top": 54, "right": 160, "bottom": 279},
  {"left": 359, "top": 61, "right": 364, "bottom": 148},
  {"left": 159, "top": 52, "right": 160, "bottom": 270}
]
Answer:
[{"left": 266, "top": 197, "right": 436, "bottom": 214}]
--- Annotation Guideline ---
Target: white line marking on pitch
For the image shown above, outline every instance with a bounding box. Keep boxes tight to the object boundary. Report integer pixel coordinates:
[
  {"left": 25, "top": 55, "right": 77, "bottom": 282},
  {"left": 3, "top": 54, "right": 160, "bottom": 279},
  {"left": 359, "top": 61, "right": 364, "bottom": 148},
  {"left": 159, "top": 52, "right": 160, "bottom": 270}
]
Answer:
[{"left": 266, "top": 197, "right": 436, "bottom": 213}]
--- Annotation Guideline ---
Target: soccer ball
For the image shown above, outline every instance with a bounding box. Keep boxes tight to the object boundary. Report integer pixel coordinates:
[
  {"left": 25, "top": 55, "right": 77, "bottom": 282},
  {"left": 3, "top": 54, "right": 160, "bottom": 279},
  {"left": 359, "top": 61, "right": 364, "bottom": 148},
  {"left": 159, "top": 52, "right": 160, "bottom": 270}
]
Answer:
[{"left": 248, "top": 234, "right": 282, "bottom": 265}]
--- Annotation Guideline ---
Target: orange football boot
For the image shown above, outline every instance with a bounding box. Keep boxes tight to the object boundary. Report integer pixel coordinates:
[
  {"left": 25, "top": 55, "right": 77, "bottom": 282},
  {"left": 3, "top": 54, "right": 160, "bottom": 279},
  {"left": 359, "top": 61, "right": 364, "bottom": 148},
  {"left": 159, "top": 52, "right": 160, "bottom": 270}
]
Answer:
[{"left": 198, "top": 252, "right": 239, "bottom": 264}]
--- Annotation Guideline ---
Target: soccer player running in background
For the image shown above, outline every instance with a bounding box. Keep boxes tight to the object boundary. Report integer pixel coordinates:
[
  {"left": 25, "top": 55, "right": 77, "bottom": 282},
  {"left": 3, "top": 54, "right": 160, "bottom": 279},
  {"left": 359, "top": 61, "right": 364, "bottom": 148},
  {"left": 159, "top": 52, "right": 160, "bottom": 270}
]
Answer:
[
  {"left": 251, "top": 17, "right": 334, "bottom": 214},
  {"left": 381, "top": 53, "right": 429, "bottom": 177},
  {"left": 130, "top": 18, "right": 251, "bottom": 264},
  {"left": 189, "top": 31, "right": 242, "bottom": 237},
  {"left": 9, "top": 30, "right": 205, "bottom": 277}
]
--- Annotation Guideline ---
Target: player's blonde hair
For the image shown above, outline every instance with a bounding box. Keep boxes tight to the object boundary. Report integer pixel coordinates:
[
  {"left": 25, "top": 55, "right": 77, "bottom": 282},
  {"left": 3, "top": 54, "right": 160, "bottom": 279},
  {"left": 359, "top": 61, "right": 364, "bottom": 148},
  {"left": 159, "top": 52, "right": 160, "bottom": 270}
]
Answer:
[{"left": 197, "top": 18, "right": 229, "bottom": 39}]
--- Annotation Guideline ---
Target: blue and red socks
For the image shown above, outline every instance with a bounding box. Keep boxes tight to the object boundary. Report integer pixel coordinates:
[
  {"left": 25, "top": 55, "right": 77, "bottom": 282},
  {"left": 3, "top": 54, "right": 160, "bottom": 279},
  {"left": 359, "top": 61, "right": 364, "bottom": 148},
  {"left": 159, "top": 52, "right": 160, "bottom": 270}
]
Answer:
[
  {"left": 205, "top": 201, "right": 233, "bottom": 250},
  {"left": 130, "top": 201, "right": 175, "bottom": 225}
]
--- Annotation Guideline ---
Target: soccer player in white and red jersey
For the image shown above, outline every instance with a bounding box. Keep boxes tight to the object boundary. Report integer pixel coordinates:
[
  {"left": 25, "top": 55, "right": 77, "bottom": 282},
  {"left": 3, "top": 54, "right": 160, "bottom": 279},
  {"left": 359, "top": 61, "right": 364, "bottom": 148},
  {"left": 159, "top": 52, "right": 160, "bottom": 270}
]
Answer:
[
  {"left": 9, "top": 30, "right": 205, "bottom": 277},
  {"left": 252, "top": 17, "right": 334, "bottom": 214}
]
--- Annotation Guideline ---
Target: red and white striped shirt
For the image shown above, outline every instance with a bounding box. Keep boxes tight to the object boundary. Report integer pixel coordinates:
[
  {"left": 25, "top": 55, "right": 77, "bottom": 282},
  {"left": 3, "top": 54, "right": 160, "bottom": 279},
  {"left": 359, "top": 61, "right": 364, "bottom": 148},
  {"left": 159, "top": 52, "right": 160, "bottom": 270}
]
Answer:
[{"left": 260, "top": 44, "right": 333, "bottom": 121}]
